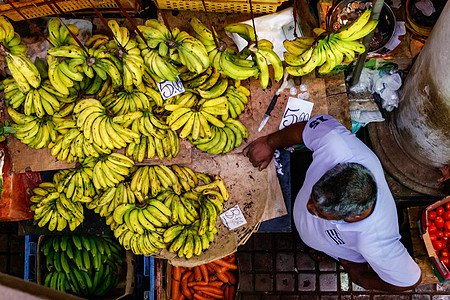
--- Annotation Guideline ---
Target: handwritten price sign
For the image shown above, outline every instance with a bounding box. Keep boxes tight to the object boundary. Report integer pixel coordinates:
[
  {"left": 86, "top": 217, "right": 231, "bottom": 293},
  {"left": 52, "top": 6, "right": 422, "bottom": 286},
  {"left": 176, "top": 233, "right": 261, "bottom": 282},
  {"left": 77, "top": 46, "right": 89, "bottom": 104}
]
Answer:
[
  {"left": 279, "top": 97, "right": 314, "bottom": 130},
  {"left": 220, "top": 205, "right": 247, "bottom": 230},
  {"left": 156, "top": 77, "right": 185, "bottom": 100}
]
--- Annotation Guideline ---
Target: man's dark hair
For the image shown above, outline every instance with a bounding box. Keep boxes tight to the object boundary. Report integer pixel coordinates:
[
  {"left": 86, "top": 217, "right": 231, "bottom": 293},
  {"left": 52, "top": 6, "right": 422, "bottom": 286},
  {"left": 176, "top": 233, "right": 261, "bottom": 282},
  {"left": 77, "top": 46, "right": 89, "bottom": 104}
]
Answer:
[{"left": 311, "top": 162, "right": 377, "bottom": 219}]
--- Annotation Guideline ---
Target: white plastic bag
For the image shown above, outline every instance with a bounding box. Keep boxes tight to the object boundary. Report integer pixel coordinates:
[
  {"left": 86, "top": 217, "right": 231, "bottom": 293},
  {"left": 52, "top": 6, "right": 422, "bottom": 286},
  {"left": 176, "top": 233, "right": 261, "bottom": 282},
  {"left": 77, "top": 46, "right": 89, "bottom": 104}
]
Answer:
[{"left": 226, "top": 7, "right": 301, "bottom": 61}]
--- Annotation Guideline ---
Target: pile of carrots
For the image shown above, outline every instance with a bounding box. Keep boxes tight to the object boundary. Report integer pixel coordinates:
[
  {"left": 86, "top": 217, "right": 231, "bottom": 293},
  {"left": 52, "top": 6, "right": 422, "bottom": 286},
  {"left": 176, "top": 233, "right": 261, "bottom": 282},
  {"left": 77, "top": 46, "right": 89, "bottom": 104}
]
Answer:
[{"left": 170, "top": 254, "right": 237, "bottom": 300}]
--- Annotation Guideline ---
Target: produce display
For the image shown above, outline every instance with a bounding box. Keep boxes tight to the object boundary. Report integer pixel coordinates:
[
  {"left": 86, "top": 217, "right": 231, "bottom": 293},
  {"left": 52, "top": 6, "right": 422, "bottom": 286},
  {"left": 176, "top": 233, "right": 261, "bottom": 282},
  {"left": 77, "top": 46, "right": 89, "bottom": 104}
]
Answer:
[
  {"left": 170, "top": 254, "right": 237, "bottom": 300},
  {"left": 2, "top": 17, "right": 252, "bottom": 160},
  {"left": 30, "top": 160, "right": 229, "bottom": 258},
  {"left": 284, "top": 9, "right": 378, "bottom": 76},
  {"left": 427, "top": 203, "right": 450, "bottom": 267},
  {"left": 40, "top": 235, "right": 124, "bottom": 297}
]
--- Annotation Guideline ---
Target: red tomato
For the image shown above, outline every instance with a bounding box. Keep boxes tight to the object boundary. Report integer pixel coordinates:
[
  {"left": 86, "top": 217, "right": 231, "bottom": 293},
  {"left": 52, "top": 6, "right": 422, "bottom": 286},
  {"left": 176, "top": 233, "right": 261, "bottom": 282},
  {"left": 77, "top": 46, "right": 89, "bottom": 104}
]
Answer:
[
  {"left": 437, "top": 230, "right": 444, "bottom": 238},
  {"left": 436, "top": 217, "right": 445, "bottom": 229},
  {"left": 429, "top": 211, "right": 438, "bottom": 220},
  {"left": 445, "top": 222, "right": 450, "bottom": 232},
  {"left": 429, "top": 225, "right": 438, "bottom": 234},
  {"left": 437, "top": 206, "right": 445, "bottom": 216},
  {"left": 443, "top": 211, "right": 450, "bottom": 221},
  {"left": 434, "top": 240, "right": 444, "bottom": 250},
  {"left": 428, "top": 221, "right": 432, "bottom": 227},
  {"left": 442, "top": 250, "right": 449, "bottom": 258},
  {"left": 445, "top": 231, "right": 450, "bottom": 238},
  {"left": 446, "top": 203, "right": 450, "bottom": 211},
  {"left": 430, "top": 234, "right": 438, "bottom": 242},
  {"left": 440, "top": 257, "right": 449, "bottom": 266}
]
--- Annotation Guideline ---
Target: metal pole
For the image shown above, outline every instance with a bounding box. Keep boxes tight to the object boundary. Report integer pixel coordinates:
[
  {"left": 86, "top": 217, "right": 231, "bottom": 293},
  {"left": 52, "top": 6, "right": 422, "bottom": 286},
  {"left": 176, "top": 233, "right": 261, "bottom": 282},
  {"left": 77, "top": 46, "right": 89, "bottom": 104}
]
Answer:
[{"left": 351, "top": 0, "right": 385, "bottom": 86}]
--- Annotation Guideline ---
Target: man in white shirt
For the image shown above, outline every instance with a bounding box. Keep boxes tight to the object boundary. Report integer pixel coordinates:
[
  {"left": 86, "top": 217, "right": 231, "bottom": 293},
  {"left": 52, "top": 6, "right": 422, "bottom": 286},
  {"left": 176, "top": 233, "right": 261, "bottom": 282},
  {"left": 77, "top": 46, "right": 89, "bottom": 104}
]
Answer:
[{"left": 243, "top": 114, "right": 421, "bottom": 292}]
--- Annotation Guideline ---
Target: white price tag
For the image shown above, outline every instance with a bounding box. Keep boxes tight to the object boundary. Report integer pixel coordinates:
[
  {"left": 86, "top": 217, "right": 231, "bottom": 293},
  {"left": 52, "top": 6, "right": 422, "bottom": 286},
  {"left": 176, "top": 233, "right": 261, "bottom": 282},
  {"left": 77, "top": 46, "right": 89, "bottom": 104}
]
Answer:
[
  {"left": 220, "top": 205, "right": 247, "bottom": 230},
  {"left": 279, "top": 97, "right": 314, "bottom": 130},
  {"left": 156, "top": 77, "right": 185, "bottom": 100}
]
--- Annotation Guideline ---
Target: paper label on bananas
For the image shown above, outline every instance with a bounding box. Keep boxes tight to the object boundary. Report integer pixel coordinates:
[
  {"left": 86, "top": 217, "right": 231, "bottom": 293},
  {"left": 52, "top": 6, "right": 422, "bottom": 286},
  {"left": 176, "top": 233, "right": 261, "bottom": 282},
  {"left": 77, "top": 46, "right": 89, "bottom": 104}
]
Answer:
[
  {"left": 220, "top": 205, "right": 247, "bottom": 230},
  {"left": 279, "top": 97, "right": 314, "bottom": 130},
  {"left": 156, "top": 77, "right": 185, "bottom": 100}
]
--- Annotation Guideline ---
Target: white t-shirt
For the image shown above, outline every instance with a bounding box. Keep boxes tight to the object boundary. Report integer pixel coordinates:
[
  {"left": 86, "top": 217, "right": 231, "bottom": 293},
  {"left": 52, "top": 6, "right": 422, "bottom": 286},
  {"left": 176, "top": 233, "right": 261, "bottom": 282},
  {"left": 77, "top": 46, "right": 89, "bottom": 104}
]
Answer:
[{"left": 293, "top": 114, "right": 421, "bottom": 287}]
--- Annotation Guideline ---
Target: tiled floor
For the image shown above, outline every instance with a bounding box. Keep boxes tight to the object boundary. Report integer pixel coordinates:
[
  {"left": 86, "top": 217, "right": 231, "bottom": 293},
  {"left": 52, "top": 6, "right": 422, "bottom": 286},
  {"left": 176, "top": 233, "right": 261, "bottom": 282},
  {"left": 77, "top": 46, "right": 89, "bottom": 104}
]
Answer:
[{"left": 236, "top": 232, "right": 450, "bottom": 300}]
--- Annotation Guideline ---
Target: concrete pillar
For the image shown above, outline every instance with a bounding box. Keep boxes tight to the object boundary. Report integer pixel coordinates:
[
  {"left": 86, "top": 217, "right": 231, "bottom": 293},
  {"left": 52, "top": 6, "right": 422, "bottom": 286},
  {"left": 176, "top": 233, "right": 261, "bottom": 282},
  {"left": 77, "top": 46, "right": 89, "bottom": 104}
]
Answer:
[
  {"left": 368, "top": 2, "right": 450, "bottom": 196},
  {"left": 395, "top": 1, "right": 450, "bottom": 167}
]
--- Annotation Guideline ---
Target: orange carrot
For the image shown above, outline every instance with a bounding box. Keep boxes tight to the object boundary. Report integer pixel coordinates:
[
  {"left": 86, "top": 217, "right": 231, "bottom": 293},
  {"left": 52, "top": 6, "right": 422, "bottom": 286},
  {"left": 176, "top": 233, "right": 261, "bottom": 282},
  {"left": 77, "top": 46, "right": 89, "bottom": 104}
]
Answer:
[
  {"left": 192, "top": 285, "right": 224, "bottom": 295},
  {"left": 200, "top": 265, "right": 209, "bottom": 283},
  {"left": 223, "top": 271, "right": 236, "bottom": 285},
  {"left": 224, "top": 285, "right": 229, "bottom": 300},
  {"left": 215, "top": 271, "right": 229, "bottom": 283},
  {"left": 172, "top": 279, "right": 181, "bottom": 300},
  {"left": 213, "top": 259, "right": 237, "bottom": 270},
  {"left": 207, "top": 281, "right": 224, "bottom": 288},
  {"left": 182, "top": 271, "right": 193, "bottom": 299},
  {"left": 206, "top": 263, "right": 216, "bottom": 274},
  {"left": 193, "top": 293, "right": 212, "bottom": 300},
  {"left": 227, "top": 285, "right": 235, "bottom": 300},
  {"left": 173, "top": 266, "right": 182, "bottom": 281},
  {"left": 188, "top": 281, "right": 209, "bottom": 287},
  {"left": 179, "top": 295, "right": 186, "bottom": 300},
  {"left": 194, "top": 266, "right": 202, "bottom": 281},
  {"left": 200, "top": 290, "right": 224, "bottom": 299}
]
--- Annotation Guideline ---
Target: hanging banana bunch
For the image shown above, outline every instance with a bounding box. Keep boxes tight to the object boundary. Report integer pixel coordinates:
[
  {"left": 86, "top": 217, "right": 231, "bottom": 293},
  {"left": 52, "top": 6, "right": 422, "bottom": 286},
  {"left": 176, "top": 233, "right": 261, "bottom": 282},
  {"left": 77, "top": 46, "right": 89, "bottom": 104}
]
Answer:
[
  {"left": 105, "top": 20, "right": 145, "bottom": 91},
  {"left": 224, "top": 23, "right": 284, "bottom": 89},
  {"left": 284, "top": 9, "right": 378, "bottom": 76},
  {"left": 137, "top": 19, "right": 210, "bottom": 81}
]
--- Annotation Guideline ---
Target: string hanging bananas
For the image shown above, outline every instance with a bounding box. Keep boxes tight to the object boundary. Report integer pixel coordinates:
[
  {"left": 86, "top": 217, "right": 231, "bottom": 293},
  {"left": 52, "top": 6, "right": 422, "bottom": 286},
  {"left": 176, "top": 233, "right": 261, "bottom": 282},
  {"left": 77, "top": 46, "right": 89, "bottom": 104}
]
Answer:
[
  {"left": 284, "top": 9, "right": 378, "bottom": 76},
  {"left": 40, "top": 235, "right": 123, "bottom": 297}
]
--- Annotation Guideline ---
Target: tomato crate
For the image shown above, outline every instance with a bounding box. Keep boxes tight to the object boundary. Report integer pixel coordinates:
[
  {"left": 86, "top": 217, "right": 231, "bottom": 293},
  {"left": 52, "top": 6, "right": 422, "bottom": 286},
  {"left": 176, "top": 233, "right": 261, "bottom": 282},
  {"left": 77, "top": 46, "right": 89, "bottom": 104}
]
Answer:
[
  {"left": 419, "top": 196, "right": 450, "bottom": 282},
  {"left": 155, "top": 0, "right": 288, "bottom": 14},
  {"left": 0, "top": 0, "right": 141, "bottom": 21}
]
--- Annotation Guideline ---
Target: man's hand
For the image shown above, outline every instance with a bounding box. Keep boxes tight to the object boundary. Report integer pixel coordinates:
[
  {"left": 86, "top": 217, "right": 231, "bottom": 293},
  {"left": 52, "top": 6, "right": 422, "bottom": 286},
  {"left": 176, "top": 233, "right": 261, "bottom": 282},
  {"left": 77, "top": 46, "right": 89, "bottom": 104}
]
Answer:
[
  {"left": 243, "top": 121, "right": 307, "bottom": 171},
  {"left": 243, "top": 135, "right": 274, "bottom": 171}
]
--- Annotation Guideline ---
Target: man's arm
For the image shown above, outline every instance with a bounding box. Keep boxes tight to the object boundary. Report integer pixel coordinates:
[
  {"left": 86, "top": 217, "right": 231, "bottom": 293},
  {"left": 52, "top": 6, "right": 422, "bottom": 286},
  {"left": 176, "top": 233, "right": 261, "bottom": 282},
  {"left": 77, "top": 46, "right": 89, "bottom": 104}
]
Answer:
[
  {"left": 243, "top": 122, "right": 307, "bottom": 171},
  {"left": 339, "top": 259, "right": 422, "bottom": 292}
]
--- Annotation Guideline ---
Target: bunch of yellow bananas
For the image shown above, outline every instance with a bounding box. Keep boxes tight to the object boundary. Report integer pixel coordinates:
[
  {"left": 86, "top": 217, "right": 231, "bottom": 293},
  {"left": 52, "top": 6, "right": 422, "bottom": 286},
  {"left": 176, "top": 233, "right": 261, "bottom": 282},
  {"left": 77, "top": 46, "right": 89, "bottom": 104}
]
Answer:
[
  {"left": 30, "top": 182, "right": 84, "bottom": 231},
  {"left": 284, "top": 9, "right": 378, "bottom": 76}
]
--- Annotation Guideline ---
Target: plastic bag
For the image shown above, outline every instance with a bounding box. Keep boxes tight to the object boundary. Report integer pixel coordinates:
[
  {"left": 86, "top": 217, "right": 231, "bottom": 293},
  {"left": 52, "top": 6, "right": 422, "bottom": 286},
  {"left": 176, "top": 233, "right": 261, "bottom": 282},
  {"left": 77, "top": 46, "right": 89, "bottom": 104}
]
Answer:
[
  {"left": 0, "top": 142, "right": 41, "bottom": 221},
  {"left": 226, "top": 7, "right": 301, "bottom": 61}
]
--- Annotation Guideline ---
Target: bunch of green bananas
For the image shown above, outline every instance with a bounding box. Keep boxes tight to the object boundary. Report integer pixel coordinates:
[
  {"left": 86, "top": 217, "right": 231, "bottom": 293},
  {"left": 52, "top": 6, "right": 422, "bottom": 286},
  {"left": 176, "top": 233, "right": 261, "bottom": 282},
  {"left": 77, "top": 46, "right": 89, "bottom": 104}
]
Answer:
[
  {"left": 47, "top": 18, "right": 80, "bottom": 47},
  {"left": 106, "top": 20, "right": 145, "bottom": 90},
  {"left": 189, "top": 119, "right": 249, "bottom": 154},
  {"left": 41, "top": 235, "right": 123, "bottom": 297},
  {"left": 30, "top": 182, "right": 84, "bottom": 231},
  {"left": 137, "top": 19, "right": 210, "bottom": 81},
  {"left": 8, "top": 107, "right": 57, "bottom": 149},
  {"left": 189, "top": 17, "right": 220, "bottom": 53},
  {"left": 284, "top": 9, "right": 378, "bottom": 76}
]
